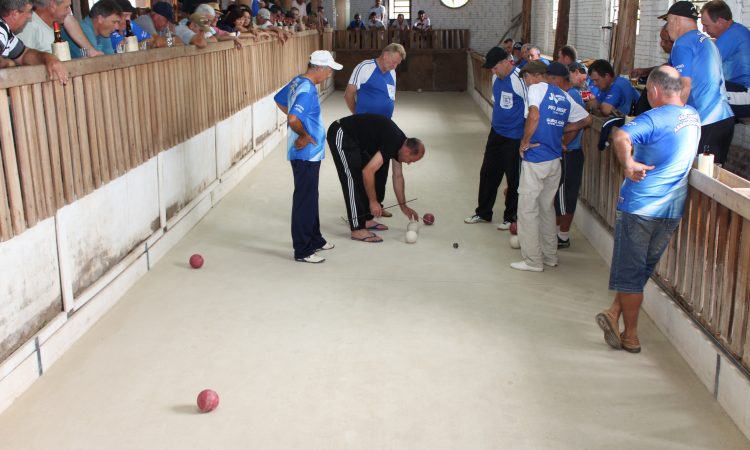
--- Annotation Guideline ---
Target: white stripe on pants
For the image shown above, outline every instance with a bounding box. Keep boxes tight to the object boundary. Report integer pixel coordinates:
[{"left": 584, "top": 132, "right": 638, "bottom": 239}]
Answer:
[{"left": 517, "top": 159, "right": 562, "bottom": 268}]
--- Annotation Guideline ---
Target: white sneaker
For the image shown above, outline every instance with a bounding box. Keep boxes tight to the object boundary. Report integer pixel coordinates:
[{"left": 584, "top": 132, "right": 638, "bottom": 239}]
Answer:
[
  {"left": 317, "top": 242, "right": 335, "bottom": 251},
  {"left": 296, "top": 253, "right": 325, "bottom": 263},
  {"left": 543, "top": 259, "right": 558, "bottom": 267},
  {"left": 510, "top": 261, "right": 543, "bottom": 272},
  {"left": 497, "top": 221, "right": 511, "bottom": 230},
  {"left": 464, "top": 215, "right": 489, "bottom": 224}
]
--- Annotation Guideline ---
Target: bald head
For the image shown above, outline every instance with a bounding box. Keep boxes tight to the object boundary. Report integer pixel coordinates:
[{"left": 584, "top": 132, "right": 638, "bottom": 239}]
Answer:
[{"left": 646, "top": 65, "right": 684, "bottom": 107}]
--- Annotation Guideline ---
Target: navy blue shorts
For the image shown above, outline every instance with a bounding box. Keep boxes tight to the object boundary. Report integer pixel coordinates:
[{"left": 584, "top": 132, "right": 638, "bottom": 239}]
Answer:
[{"left": 608, "top": 211, "right": 680, "bottom": 293}]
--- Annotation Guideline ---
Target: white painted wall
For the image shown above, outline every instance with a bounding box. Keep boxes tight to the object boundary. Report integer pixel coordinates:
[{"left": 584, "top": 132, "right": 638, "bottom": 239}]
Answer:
[
  {"left": 0, "top": 84, "right": 335, "bottom": 413},
  {"left": 0, "top": 219, "right": 60, "bottom": 362}
]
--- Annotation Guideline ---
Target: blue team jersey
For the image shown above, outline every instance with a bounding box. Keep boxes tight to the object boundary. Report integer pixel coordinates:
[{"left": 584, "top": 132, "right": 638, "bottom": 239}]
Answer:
[
  {"left": 525, "top": 82, "right": 589, "bottom": 163},
  {"left": 274, "top": 76, "right": 326, "bottom": 161},
  {"left": 599, "top": 76, "right": 639, "bottom": 115},
  {"left": 586, "top": 77, "right": 601, "bottom": 99},
  {"left": 349, "top": 59, "right": 396, "bottom": 118},
  {"left": 348, "top": 20, "right": 366, "bottom": 29},
  {"left": 566, "top": 87, "right": 584, "bottom": 150},
  {"left": 715, "top": 22, "right": 750, "bottom": 88},
  {"left": 618, "top": 104, "right": 700, "bottom": 219},
  {"left": 671, "top": 30, "right": 733, "bottom": 125},
  {"left": 491, "top": 67, "right": 526, "bottom": 139},
  {"left": 111, "top": 22, "right": 151, "bottom": 50}
]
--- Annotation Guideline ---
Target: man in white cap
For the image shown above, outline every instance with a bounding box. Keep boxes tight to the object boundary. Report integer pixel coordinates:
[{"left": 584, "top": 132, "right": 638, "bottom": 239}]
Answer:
[
  {"left": 255, "top": 7, "right": 287, "bottom": 42},
  {"left": 274, "top": 50, "right": 342, "bottom": 263}
]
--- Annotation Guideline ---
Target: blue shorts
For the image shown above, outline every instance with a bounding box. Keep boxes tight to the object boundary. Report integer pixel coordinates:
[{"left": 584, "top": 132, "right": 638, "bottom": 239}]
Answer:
[{"left": 608, "top": 211, "right": 680, "bottom": 293}]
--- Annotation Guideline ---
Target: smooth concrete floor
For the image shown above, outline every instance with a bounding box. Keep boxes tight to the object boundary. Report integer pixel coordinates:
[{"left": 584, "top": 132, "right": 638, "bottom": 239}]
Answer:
[{"left": 0, "top": 92, "right": 748, "bottom": 449}]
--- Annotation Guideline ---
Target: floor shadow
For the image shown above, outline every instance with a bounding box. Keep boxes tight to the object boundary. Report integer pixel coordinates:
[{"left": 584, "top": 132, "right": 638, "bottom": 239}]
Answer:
[{"left": 171, "top": 404, "right": 198, "bottom": 415}]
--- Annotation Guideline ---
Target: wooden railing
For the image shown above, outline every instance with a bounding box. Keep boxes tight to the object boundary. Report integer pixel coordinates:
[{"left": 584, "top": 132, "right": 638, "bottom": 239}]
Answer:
[
  {"left": 333, "top": 29, "right": 470, "bottom": 51},
  {"left": 0, "top": 31, "right": 331, "bottom": 243},
  {"left": 470, "top": 52, "right": 750, "bottom": 371},
  {"left": 470, "top": 51, "right": 493, "bottom": 104}
]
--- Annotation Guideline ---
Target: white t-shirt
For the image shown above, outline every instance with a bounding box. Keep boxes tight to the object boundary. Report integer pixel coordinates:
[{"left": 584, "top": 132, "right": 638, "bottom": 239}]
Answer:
[
  {"left": 292, "top": 0, "right": 307, "bottom": 17},
  {"left": 369, "top": 5, "right": 387, "bottom": 22},
  {"left": 367, "top": 19, "right": 384, "bottom": 30},
  {"left": 413, "top": 17, "right": 431, "bottom": 31},
  {"left": 16, "top": 12, "right": 53, "bottom": 53}
]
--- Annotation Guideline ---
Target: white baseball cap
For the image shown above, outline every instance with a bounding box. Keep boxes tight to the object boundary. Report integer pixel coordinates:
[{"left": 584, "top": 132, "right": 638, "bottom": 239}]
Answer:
[{"left": 310, "top": 50, "right": 343, "bottom": 70}]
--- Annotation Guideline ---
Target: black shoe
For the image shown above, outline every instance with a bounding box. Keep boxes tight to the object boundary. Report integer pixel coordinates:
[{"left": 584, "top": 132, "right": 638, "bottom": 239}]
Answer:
[{"left": 557, "top": 237, "right": 570, "bottom": 249}]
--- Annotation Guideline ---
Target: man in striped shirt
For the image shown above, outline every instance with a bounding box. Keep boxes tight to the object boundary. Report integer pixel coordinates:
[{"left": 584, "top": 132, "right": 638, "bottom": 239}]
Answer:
[{"left": 0, "top": 0, "right": 67, "bottom": 84}]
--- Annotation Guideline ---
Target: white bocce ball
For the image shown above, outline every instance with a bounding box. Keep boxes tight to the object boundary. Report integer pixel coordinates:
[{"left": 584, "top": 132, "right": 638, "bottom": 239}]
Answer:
[
  {"left": 405, "top": 230, "right": 418, "bottom": 244},
  {"left": 509, "top": 235, "right": 521, "bottom": 249},
  {"left": 407, "top": 221, "right": 419, "bottom": 232}
]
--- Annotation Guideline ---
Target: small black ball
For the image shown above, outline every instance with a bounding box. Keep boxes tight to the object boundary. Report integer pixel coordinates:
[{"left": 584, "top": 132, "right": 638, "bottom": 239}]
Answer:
[{"left": 453, "top": 242, "right": 459, "bottom": 249}]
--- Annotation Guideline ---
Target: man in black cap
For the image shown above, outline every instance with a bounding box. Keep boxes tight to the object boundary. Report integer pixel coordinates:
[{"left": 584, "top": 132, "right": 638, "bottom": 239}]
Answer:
[
  {"left": 662, "top": 0, "right": 734, "bottom": 163},
  {"left": 511, "top": 41, "right": 523, "bottom": 64},
  {"left": 465, "top": 47, "right": 527, "bottom": 230}
]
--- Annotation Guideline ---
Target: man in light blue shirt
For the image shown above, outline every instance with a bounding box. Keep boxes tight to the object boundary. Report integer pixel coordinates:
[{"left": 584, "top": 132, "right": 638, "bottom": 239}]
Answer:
[
  {"left": 274, "top": 50, "right": 342, "bottom": 263},
  {"left": 596, "top": 66, "right": 699, "bottom": 354},
  {"left": 344, "top": 43, "right": 405, "bottom": 218},
  {"left": 700, "top": 0, "right": 750, "bottom": 118},
  {"left": 664, "top": 1, "right": 734, "bottom": 163}
]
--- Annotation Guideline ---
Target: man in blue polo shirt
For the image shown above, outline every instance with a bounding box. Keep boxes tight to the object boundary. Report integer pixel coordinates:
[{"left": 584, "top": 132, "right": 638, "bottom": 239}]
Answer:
[
  {"left": 464, "top": 46, "right": 527, "bottom": 230},
  {"left": 65, "top": 0, "right": 122, "bottom": 57},
  {"left": 274, "top": 50, "right": 342, "bottom": 263},
  {"left": 664, "top": 1, "right": 734, "bottom": 163},
  {"left": 554, "top": 62, "right": 589, "bottom": 249},
  {"left": 512, "top": 61, "right": 591, "bottom": 272},
  {"left": 596, "top": 66, "right": 700, "bottom": 354},
  {"left": 344, "top": 43, "right": 406, "bottom": 219},
  {"left": 588, "top": 59, "right": 640, "bottom": 116},
  {"left": 700, "top": 0, "right": 750, "bottom": 118}
]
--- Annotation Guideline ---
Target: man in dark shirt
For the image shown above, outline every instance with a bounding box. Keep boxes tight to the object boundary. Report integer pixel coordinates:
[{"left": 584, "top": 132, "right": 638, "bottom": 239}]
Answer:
[{"left": 327, "top": 114, "right": 425, "bottom": 243}]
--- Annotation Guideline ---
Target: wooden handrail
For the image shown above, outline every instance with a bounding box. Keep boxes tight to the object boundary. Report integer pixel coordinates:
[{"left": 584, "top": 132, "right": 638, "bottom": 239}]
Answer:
[
  {"left": 333, "top": 29, "right": 470, "bottom": 51},
  {"left": 0, "top": 31, "right": 332, "bottom": 242}
]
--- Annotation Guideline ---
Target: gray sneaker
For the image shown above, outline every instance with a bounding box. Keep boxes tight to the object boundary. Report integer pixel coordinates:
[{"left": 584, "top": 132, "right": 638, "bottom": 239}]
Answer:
[
  {"left": 497, "top": 221, "right": 511, "bottom": 230},
  {"left": 464, "top": 214, "right": 489, "bottom": 224},
  {"left": 510, "top": 261, "right": 543, "bottom": 272}
]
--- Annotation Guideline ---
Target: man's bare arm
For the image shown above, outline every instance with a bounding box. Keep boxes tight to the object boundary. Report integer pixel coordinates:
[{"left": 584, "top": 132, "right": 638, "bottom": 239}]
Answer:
[{"left": 344, "top": 84, "right": 357, "bottom": 114}]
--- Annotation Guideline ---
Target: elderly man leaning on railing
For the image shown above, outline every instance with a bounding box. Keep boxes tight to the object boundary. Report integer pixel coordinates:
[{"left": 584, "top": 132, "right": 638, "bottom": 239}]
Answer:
[
  {"left": 16, "top": 0, "right": 103, "bottom": 57},
  {"left": 0, "top": 0, "right": 68, "bottom": 84}
]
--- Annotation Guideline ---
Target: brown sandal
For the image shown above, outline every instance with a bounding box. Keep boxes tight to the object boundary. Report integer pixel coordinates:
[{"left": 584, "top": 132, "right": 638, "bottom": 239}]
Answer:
[
  {"left": 595, "top": 311, "right": 622, "bottom": 350},
  {"left": 620, "top": 333, "right": 641, "bottom": 353}
]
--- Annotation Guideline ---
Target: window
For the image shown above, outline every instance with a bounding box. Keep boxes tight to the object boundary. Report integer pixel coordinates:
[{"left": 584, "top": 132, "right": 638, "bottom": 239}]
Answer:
[
  {"left": 552, "top": 0, "right": 558, "bottom": 31},
  {"left": 389, "top": 0, "right": 411, "bottom": 20},
  {"left": 610, "top": 0, "right": 640, "bottom": 35}
]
